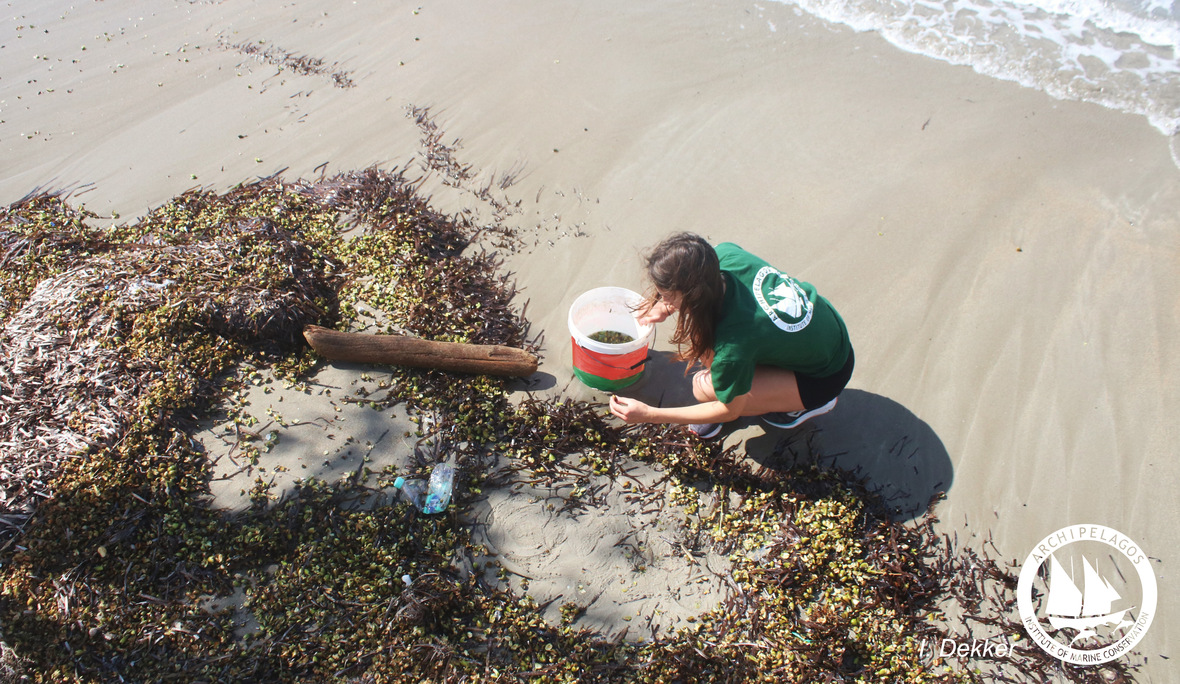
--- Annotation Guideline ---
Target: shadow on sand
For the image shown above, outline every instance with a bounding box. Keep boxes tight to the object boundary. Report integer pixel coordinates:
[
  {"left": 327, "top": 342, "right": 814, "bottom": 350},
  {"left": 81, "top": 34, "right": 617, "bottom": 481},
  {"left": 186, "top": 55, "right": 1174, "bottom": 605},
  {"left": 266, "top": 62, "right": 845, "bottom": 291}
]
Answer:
[
  {"left": 742, "top": 389, "right": 954, "bottom": 522},
  {"left": 616, "top": 352, "right": 954, "bottom": 523}
]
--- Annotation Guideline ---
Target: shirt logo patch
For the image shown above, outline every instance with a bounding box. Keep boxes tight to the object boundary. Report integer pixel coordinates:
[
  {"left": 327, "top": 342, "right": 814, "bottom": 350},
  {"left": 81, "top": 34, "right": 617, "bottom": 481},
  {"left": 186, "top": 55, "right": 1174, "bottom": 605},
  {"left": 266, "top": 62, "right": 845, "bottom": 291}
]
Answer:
[{"left": 752, "top": 266, "right": 812, "bottom": 332}]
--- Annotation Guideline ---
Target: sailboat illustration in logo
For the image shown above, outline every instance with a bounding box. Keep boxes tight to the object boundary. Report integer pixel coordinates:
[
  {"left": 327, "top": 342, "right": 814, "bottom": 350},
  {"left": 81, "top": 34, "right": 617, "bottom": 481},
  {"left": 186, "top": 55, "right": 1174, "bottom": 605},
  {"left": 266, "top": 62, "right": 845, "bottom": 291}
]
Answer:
[
  {"left": 1043, "top": 554, "right": 1135, "bottom": 643},
  {"left": 1018, "top": 525, "right": 1157, "bottom": 665},
  {"left": 768, "top": 282, "right": 805, "bottom": 319}
]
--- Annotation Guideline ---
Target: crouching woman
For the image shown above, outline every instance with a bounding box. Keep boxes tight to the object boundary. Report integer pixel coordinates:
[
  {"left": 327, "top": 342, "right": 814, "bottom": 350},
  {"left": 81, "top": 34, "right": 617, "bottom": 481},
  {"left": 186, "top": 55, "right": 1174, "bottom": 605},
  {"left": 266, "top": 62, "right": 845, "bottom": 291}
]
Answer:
[{"left": 608, "top": 232, "right": 854, "bottom": 439}]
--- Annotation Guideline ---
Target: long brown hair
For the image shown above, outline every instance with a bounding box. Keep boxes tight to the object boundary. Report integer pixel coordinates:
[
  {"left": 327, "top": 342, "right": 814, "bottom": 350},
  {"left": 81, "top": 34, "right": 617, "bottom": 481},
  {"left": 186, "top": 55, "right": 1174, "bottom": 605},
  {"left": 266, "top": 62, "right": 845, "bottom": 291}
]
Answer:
[{"left": 641, "top": 232, "right": 725, "bottom": 365}]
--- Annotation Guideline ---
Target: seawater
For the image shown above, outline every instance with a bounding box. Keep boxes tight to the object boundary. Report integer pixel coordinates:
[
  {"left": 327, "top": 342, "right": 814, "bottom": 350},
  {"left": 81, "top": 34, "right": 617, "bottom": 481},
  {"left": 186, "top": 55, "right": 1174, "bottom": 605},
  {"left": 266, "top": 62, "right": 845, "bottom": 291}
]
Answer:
[{"left": 768, "top": 0, "right": 1180, "bottom": 137}]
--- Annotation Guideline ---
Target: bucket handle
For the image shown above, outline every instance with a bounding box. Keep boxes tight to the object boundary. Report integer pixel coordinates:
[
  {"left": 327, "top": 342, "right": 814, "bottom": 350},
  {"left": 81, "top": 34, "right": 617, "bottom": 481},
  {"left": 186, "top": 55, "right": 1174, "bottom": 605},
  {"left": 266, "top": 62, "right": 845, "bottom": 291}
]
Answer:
[
  {"left": 587, "top": 336, "right": 653, "bottom": 371},
  {"left": 592, "top": 353, "right": 650, "bottom": 372}
]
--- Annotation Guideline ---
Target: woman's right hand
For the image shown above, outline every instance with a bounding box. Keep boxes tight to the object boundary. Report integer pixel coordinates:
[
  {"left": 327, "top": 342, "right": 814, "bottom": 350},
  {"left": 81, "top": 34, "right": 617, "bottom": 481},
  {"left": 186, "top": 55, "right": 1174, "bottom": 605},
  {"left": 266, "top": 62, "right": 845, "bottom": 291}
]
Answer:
[{"left": 609, "top": 394, "right": 655, "bottom": 424}]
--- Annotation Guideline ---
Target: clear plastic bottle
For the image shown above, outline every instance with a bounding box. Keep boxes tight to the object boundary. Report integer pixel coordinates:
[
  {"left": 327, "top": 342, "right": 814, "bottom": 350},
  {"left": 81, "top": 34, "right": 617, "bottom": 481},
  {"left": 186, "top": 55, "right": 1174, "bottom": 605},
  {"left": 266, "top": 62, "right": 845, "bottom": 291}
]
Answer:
[
  {"left": 393, "top": 455, "right": 457, "bottom": 514},
  {"left": 423, "top": 455, "right": 457, "bottom": 514},
  {"left": 393, "top": 477, "right": 427, "bottom": 509}
]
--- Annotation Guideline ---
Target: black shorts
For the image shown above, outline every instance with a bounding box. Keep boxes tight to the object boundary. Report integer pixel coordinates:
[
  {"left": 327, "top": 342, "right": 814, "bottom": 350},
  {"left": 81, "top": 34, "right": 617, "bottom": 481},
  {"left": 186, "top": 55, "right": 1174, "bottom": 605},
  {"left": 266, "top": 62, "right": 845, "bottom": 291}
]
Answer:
[{"left": 796, "top": 347, "right": 855, "bottom": 410}]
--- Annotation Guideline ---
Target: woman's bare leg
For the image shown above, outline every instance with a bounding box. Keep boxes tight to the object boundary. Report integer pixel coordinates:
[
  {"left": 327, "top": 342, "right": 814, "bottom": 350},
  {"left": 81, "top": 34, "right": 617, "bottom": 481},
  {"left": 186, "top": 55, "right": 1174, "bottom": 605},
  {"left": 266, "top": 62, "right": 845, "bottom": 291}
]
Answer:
[{"left": 693, "top": 366, "right": 805, "bottom": 416}]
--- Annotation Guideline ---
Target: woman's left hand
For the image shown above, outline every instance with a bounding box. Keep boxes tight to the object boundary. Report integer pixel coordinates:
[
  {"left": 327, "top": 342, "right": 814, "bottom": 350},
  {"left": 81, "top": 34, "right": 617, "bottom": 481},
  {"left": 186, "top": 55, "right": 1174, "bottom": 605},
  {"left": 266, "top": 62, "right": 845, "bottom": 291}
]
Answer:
[
  {"left": 636, "top": 299, "right": 672, "bottom": 326},
  {"left": 609, "top": 395, "right": 653, "bottom": 424}
]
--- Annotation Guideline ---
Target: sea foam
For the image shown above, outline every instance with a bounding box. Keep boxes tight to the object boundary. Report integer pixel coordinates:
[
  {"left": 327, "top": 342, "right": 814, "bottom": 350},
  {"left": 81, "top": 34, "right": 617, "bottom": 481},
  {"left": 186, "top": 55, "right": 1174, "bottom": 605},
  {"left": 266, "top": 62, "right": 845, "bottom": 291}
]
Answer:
[{"left": 771, "top": 0, "right": 1180, "bottom": 135}]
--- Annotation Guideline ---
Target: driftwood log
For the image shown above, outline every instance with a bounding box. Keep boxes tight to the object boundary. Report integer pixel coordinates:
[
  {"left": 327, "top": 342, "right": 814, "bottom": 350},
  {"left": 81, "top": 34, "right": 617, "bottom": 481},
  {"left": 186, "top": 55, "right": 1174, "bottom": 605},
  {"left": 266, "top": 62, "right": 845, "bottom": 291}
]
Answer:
[{"left": 302, "top": 325, "right": 538, "bottom": 377}]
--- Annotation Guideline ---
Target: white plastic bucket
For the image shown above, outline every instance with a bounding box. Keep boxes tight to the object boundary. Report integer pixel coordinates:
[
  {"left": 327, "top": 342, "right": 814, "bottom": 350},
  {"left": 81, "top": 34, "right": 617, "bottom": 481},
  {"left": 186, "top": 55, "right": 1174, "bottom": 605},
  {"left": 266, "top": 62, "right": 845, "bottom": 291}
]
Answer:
[{"left": 567, "top": 287, "right": 653, "bottom": 391}]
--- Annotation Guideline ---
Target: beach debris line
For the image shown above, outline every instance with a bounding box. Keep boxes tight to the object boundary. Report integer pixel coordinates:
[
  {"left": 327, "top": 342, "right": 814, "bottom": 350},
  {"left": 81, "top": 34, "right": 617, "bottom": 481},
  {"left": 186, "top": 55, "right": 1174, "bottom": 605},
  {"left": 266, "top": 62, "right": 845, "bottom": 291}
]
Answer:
[
  {"left": 221, "top": 38, "right": 355, "bottom": 88},
  {"left": 302, "top": 324, "right": 539, "bottom": 376},
  {"left": 0, "top": 166, "right": 1140, "bottom": 682},
  {"left": 407, "top": 104, "right": 526, "bottom": 230}
]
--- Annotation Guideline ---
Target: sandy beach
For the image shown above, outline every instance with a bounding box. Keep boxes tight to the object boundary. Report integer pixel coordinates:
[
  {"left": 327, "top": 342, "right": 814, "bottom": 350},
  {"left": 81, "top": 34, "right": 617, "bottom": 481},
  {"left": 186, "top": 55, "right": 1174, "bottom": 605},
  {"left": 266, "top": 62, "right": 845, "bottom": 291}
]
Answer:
[{"left": 3, "top": 0, "right": 1179, "bottom": 679}]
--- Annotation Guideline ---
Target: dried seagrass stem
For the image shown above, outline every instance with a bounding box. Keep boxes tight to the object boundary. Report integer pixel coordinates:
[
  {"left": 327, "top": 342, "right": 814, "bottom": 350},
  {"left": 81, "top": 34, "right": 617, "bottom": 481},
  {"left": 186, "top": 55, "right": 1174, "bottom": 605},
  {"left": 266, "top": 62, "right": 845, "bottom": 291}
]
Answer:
[{"left": 303, "top": 324, "right": 538, "bottom": 377}]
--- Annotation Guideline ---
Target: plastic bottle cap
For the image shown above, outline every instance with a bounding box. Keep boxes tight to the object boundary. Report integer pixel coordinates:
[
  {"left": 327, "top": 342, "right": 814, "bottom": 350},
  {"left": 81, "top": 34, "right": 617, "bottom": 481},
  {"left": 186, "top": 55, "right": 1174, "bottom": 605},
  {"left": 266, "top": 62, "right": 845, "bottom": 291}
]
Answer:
[{"left": 393, "top": 477, "right": 405, "bottom": 489}]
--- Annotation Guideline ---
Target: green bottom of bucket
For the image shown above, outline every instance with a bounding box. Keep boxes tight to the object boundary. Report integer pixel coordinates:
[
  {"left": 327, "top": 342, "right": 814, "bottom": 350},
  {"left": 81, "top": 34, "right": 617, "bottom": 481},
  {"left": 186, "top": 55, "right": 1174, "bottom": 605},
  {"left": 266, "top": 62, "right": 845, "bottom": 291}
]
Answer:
[{"left": 573, "top": 368, "right": 643, "bottom": 392}]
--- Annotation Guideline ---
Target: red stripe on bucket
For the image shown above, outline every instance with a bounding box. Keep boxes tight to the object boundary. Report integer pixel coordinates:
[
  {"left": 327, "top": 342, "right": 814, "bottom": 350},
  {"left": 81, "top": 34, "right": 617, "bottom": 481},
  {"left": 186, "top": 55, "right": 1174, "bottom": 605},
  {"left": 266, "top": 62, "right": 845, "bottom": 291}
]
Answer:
[{"left": 571, "top": 337, "right": 648, "bottom": 381}]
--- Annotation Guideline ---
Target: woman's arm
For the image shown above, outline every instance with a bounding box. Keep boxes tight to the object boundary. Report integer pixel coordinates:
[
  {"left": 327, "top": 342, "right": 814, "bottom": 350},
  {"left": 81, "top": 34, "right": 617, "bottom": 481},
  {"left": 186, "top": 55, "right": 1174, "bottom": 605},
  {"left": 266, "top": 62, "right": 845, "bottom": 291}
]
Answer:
[{"left": 609, "top": 393, "right": 747, "bottom": 425}]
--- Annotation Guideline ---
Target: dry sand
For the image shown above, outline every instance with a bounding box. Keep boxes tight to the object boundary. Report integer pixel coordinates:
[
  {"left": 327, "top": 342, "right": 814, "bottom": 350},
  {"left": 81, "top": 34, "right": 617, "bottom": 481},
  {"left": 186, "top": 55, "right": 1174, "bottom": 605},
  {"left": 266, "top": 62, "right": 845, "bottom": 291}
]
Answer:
[{"left": 3, "top": 0, "right": 1179, "bottom": 677}]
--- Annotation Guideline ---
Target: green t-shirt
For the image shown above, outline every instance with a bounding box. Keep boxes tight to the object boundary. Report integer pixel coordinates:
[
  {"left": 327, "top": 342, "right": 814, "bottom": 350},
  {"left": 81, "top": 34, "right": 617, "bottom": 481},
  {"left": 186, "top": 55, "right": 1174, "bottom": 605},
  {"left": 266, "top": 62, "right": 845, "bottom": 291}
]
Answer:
[{"left": 710, "top": 242, "right": 851, "bottom": 404}]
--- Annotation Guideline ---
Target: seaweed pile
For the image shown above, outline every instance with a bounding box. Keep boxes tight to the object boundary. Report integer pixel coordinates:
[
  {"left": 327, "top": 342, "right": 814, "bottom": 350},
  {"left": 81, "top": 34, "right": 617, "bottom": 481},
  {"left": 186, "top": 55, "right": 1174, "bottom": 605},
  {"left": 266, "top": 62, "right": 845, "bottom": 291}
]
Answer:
[{"left": 0, "top": 169, "right": 1139, "bottom": 682}]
